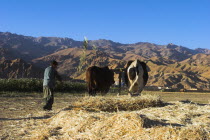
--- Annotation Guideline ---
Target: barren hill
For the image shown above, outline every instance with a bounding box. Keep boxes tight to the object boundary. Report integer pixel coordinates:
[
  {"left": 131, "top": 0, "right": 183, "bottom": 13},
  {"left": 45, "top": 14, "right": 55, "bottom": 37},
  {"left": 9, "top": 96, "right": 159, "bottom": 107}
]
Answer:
[
  {"left": 181, "top": 53, "right": 210, "bottom": 66},
  {"left": 33, "top": 48, "right": 123, "bottom": 79},
  {"left": 1, "top": 32, "right": 210, "bottom": 89},
  {"left": 0, "top": 32, "right": 82, "bottom": 61},
  {"left": 32, "top": 48, "right": 210, "bottom": 89},
  {"left": 0, "top": 58, "right": 43, "bottom": 79},
  {"left": 1, "top": 32, "right": 209, "bottom": 62}
]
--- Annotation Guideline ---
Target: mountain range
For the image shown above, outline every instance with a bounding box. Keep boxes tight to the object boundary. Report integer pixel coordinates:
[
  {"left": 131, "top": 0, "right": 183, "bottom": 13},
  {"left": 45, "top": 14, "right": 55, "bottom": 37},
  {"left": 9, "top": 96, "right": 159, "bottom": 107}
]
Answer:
[{"left": 0, "top": 32, "right": 210, "bottom": 90}]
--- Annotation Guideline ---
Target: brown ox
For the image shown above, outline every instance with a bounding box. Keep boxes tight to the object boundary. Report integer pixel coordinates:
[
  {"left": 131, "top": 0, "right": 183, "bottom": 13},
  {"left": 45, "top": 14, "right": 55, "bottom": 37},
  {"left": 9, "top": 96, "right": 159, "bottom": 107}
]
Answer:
[{"left": 86, "top": 66, "right": 115, "bottom": 96}]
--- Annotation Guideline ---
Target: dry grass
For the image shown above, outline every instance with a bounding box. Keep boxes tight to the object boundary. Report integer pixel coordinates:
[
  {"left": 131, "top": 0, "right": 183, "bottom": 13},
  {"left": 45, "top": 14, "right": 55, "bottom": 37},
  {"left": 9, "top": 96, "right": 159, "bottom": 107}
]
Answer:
[
  {"left": 28, "top": 110, "right": 209, "bottom": 140},
  {"left": 29, "top": 111, "right": 145, "bottom": 140},
  {"left": 22, "top": 95, "right": 210, "bottom": 139},
  {"left": 1, "top": 94, "right": 210, "bottom": 140},
  {"left": 70, "top": 94, "right": 164, "bottom": 112}
]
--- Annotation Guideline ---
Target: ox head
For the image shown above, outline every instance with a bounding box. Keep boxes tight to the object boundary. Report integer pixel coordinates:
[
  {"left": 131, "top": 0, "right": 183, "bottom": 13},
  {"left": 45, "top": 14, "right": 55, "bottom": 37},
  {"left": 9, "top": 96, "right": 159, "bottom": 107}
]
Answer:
[{"left": 126, "top": 60, "right": 149, "bottom": 95}]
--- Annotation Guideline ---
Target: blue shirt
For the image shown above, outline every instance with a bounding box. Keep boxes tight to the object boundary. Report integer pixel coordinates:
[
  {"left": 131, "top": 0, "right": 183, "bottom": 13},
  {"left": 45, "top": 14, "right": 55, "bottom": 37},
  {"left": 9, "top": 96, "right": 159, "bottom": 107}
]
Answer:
[{"left": 43, "top": 66, "right": 61, "bottom": 88}]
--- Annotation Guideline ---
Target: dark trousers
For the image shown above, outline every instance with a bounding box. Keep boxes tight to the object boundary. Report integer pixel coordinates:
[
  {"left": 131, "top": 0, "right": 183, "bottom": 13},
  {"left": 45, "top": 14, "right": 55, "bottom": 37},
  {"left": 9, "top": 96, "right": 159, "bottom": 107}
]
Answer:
[{"left": 43, "top": 86, "right": 54, "bottom": 110}]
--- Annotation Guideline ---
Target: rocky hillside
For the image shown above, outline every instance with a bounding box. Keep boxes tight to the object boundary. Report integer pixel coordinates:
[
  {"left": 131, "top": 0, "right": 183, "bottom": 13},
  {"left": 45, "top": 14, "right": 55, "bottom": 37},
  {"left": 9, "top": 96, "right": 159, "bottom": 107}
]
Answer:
[
  {"left": 1, "top": 32, "right": 209, "bottom": 62},
  {"left": 0, "top": 32, "right": 82, "bottom": 61},
  {"left": 0, "top": 58, "right": 43, "bottom": 79},
  {"left": 0, "top": 32, "right": 210, "bottom": 89},
  {"left": 32, "top": 48, "right": 210, "bottom": 89}
]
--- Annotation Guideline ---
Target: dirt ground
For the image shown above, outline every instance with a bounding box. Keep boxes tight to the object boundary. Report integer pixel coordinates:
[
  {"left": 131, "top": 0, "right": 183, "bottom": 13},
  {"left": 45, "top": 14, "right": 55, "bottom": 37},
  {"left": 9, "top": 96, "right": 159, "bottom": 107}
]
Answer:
[
  {"left": 0, "top": 94, "right": 79, "bottom": 139},
  {"left": 0, "top": 91, "right": 210, "bottom": 139},
  {"left": 148, "top": 91, "right": 210, "bottom": 104}
]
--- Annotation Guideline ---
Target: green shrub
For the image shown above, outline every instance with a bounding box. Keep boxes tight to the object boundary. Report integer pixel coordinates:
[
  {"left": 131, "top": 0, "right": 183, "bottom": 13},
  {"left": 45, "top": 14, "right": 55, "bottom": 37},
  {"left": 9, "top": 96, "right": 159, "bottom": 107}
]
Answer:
[{"left": 0, "top": 79, "right": 86, "bottom": 93}]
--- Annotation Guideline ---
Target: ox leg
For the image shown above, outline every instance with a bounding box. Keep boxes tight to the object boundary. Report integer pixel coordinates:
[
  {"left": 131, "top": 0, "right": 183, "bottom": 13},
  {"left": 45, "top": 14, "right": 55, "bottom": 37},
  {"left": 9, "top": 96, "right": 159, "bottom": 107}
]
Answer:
[
  {"left": 88, "top": 88, "right": 95, "bottom": 96},
  {"left": 88, "top": 88, "right": 96, "bottom": 96},
  {"left": 88, "top": 87, "right": 92, "bottom": 96},
  {"left": 88, "top": 85, "right": 96, "bottom": 96},
  {"left": 101, "top": 88, "right": 109, "bottom": 96},
  {"left": 87, "top": 82, "right": 92, "bottom": 96},
  {"left": 88, "top": 89, "right": 91, "bottom": 95},
  {"left": 92, "top": 89, "right": 96, "bottom": 96}
]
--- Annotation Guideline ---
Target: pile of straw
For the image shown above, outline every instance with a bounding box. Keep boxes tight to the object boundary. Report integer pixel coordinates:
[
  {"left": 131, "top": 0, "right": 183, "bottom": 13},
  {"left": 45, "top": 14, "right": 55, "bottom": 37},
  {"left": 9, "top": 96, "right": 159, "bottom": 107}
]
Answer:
[
  {"left": 70, "top": 94, "right": 164, "bottom": 112},
  {"left": 29, "top": 111, "right": 209, "bottom": 140},
  {"left": 21, "top": 95, "right": 210, "bottom": 140}
]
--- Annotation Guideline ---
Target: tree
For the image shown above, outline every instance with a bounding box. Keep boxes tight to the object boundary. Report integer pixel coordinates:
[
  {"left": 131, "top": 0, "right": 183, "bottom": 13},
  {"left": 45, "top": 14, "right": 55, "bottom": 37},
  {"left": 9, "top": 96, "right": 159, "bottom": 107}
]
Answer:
[{"left": 77, "top": 37, "right": 88, "bottom": 72}]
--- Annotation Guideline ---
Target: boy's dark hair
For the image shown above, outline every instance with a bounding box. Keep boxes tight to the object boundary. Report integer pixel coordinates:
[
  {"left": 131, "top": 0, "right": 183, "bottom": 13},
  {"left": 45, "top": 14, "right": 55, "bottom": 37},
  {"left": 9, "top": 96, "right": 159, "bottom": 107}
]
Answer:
[{"left": 51, "top": 60, "right": 58, "bottom": 66}]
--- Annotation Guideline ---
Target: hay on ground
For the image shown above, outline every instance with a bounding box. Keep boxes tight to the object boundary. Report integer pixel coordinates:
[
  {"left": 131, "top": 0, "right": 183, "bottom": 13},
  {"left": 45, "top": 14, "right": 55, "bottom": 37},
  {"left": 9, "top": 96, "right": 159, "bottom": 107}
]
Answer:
[
  {"left": 14, "top": 95, "right": 210, "bottom": 140},
  {"left": 71, "top": 94, "right": 164, "bottom": 112}
]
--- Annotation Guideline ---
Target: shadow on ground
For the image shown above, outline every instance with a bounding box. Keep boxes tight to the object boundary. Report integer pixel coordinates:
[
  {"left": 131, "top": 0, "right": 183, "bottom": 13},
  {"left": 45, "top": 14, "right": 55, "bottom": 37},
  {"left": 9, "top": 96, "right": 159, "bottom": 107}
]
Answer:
[
  {"left": 140, "top": 114, "right": 184, "bottom": 128},
  {"left": 0, "top": 115, "right": 51, "bottom": 121}
]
